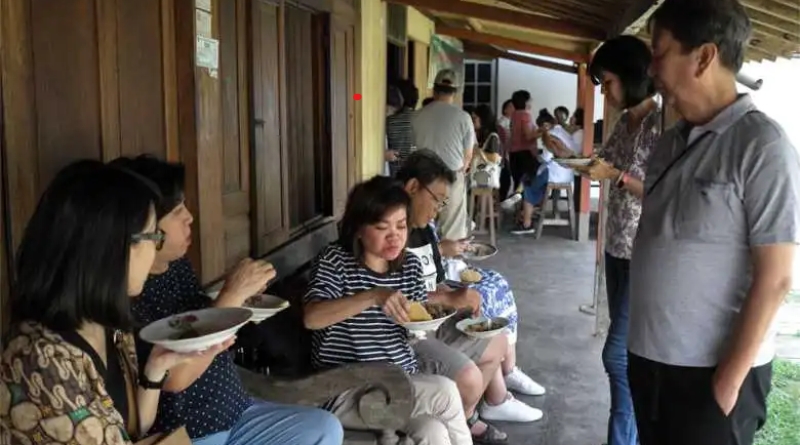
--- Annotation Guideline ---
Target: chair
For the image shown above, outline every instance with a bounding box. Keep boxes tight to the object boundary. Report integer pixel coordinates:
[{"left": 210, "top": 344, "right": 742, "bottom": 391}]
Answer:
[
  {"left": 535, "top": 182, "right": 576, "bottom": 240},
  {"left": 469, "top": 187, "right": 501, "bottom": 246}
]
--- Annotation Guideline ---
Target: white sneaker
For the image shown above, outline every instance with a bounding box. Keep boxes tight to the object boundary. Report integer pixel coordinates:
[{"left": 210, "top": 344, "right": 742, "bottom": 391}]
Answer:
[
  {"left": 500, "top": 193, "right": 522, "bottom": 211},
  {"left": 505, "top": 367, "right": 546, "bottom": 396},
  {"left": 479, "top": 393, "right": 544, "bottom": 423}
]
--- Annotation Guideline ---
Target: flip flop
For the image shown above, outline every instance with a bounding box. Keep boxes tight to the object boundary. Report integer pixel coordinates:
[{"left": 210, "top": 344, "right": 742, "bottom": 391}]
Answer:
[{"left": 467, "top": 411, "right": 508, "bottom": 445}]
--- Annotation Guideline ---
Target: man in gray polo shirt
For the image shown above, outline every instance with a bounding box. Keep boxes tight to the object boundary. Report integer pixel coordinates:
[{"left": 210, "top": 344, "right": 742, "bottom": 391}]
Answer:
[
  {"left": 629, "top": 1, "right": 800, "bottom": 444},
  {"left": 412, "top": 69, "right": 476, "bottom": 240}
]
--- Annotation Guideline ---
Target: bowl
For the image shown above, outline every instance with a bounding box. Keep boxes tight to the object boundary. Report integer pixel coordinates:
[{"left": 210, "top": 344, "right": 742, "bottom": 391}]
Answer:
[
  {"left": 244, "top": 294, "right": 290, "bottom": 323},
  {"left": 554, "top": 157, "right": 592, "bottom": 167},
  {"left": 139, "top": 307, "right": 252, "bottom": 353},
  {"left": 403, "top": 302, "right": 458, "bottom": 332},
  {"left": 456, "top": 316, "right": 509, "bottom": 339},
  {"left": 462, "top": 242, "right": 498, "bottom": 261}
]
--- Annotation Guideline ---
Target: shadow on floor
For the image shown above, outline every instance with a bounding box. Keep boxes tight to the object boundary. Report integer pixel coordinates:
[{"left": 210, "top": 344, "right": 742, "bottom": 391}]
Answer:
[{"left": 477, "top": 228, "right": 608, "bottom": 445}]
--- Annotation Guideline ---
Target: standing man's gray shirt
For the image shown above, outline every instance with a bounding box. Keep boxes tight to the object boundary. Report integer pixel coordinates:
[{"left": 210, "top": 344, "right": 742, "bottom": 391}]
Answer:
[
  {"left": 629, "top": 94, "right": 800, "bottom": 367},
  {"left": 412, "top": 101, "right": 476, "bottom": 171}
]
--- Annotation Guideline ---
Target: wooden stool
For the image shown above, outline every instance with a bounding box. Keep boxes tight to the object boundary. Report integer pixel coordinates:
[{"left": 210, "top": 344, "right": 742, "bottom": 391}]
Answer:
[
  {"left": 469, "top": 187, "right": 500, "bottom": 246},
  {"left": 535, "top": 183, "right": 576, "bottom": 240}
]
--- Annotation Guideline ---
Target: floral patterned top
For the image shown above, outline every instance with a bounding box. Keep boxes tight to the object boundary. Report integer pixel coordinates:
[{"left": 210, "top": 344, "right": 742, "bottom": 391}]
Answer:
[
  {"left": 597, "top": 107, "right": 662, "bottom": 260},
  {"left": 1, "top": 322, "right": 139, "bottom": 445}
]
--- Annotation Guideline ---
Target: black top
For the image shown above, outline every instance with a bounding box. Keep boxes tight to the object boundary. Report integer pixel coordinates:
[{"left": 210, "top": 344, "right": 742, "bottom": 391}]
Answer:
[
  {"left": 60, "top": 329, "right": 129, "bottom": 425},
  {"left": 132, "top": 257, "right": 253, "bottom": 439}
]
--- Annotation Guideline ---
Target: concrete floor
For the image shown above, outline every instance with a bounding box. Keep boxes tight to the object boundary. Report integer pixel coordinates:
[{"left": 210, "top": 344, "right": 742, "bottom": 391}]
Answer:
[{"left": 476, "top": 228, "right": 608, "bottom": 445}]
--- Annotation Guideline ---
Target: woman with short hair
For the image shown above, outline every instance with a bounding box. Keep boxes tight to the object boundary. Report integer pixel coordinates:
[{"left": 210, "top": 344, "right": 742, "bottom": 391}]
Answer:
[
  {"left": 582, "top": 35, "right": 662, "bottom": 445},
  {"left": 1, "top": 160, "right": 212, "bottom": 445}
]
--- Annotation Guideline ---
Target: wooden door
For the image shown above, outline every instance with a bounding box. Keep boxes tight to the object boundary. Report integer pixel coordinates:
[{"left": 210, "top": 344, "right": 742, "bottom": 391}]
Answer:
[
  {"left": 330, "top": 15, "right": 356, "bottom": 217},
  {"left": 251, "top": 0, "right": 285, "bottom": 255}
]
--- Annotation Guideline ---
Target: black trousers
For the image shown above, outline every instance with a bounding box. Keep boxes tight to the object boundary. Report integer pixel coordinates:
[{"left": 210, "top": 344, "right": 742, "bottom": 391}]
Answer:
[
  {"left": 507, "top": 151, "right": 538, "bottom": 194},
  {"left": 628, "top": 353, "right": 772, "bottom": 445}
]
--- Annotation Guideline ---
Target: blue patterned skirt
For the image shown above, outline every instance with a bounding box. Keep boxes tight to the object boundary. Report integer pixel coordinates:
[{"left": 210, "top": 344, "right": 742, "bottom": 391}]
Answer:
[{"left": 470, "top": 268, "right": 518, "bottom": 344}]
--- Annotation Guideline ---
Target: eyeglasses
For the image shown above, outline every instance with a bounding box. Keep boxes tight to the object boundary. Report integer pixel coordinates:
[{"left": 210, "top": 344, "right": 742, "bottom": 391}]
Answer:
[
  {"left": 132, "top": 228, "right": 166, "bottom": 251},
  {"left": 423, "top": 185, "right": 449, "bottom": 211}
]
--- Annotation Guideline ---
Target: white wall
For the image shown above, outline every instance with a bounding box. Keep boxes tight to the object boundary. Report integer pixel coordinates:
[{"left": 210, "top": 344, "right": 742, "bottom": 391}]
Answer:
[
  {"left": 738, "top": 58, "right": 800, "bottom": 149},
  {"left": 496, "top": 56, "right": 605, "bottom": 122}
]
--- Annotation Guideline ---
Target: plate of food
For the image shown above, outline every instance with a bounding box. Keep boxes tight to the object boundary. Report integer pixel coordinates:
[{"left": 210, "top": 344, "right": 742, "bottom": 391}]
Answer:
[
  {"left": 403, "top": 302, "right": 458, "bottom": 332},
  {"left": 459, "top": 268, "right": 483, "bottom": 284},
  {"left": 554, "top": 157, "right": 593, "bottom": 167},
  {"left": 244, "top": 294, "right": 290, "bottom": 323},
  {"left": 139, "top": 307, "right": 252, "bottom": 353},
  {"left": 462, "top": 242, "right": 498, "bottom": 262},
  {"left": 456, "top": 316, "right": 510, "bottom": 339}
]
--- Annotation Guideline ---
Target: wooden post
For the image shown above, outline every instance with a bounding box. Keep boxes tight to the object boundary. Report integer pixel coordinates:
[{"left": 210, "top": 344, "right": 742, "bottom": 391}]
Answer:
[{"left": 575, "top": 63, "right": 595, "bottom": 242}]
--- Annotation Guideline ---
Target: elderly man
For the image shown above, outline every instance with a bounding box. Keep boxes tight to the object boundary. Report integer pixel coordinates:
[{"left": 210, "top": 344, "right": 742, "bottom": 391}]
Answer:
[
  {"left": 628, "top": 1, "right": 800, "bottom": 444},
  {"left": 412, "top": 69, "right": 476, "bottom": 240}
]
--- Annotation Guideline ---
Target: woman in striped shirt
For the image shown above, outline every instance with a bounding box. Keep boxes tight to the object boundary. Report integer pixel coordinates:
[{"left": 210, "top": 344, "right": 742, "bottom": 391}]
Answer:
[{"left": 303, "top": 176, "right": 474, "bottom": 445}]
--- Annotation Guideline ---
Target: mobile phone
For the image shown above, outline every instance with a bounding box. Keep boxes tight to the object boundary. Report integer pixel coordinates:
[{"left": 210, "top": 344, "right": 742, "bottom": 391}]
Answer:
[{"left": 444, "top": 279, "right": 468, "bottom": 289}]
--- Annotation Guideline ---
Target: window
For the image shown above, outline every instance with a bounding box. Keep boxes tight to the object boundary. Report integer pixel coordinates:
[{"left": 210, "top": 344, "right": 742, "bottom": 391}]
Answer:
[{"left": 462, "top": 60, "right": 495, "bottom": 110}]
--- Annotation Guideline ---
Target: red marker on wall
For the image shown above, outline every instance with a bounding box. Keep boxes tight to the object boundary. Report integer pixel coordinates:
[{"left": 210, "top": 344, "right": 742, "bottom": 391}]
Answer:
[{"left": 353, "top": 93, "right": 362, "bottom": 101}]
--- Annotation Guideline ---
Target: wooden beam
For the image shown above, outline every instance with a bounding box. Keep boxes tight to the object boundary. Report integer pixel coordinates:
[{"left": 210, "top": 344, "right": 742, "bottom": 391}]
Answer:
[
  {"left": 745, "top": 7, "right": 800, "bottom": 40},
  {"left": 464, "top": 42, "right": 578, "bottom": 74},
  {"left": 386, "top": 0, "right": 605, "bottom": 41},
  {"left": 436, "top": 25, "right": 590, "bottom": 63},
  {"left": 743, "top": 0, "right": 800, "bottom": 26},
  {"left": 576, "top": 63, "right": 595, "bottom": 241},
  {"left": 608, "top": 0, "right": 659, "bottom": 38}
]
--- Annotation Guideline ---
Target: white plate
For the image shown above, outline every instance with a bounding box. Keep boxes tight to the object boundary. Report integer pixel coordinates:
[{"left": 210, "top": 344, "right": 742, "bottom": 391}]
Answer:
[
  {"left": 403, "top": 304, "right": 458, "bottom": 332},
  {"left": 456, "top": 316, "right": 509, "bottom": 339},
  {"left": 244, "top": 294, "right": 290, "bottom": 323},
  {"left": 554, "top": 158, "right": 592, "bottom": 167},
  {"left": 139, "top": 307, "right": 252, "bottom": 353}
]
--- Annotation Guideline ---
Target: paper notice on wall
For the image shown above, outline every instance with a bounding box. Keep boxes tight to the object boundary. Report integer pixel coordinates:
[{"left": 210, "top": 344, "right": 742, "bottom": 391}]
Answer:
[
  {"left": 196, "top": 36, "right": 219, "bottom": 71},
  {"left": 196, "top": 0, "right": 211, "bottom": 12},
  {"left": 196, "top": 10, "right": 212, "bottom": 38}
]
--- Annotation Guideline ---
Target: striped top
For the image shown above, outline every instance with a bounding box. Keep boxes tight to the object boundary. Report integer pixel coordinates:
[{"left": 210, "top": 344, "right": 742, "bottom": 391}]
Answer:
[
  {"left": 304, "top": 243, "right": 427, "bottom": 374},
  {"left": 386, "top": 107, "right": 415, "bottom": 175}
]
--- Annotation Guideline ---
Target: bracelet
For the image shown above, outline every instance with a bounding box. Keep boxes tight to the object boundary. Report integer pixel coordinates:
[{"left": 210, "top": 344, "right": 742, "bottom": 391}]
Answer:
[{"left": 139, "top": 372, "right": 168, "bottom": 390}]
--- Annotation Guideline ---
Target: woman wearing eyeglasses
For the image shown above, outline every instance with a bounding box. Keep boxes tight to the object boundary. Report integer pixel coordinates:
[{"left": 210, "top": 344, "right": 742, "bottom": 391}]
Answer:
[{"left": 1, "top": 160, "right": 219, "bottom": 445}]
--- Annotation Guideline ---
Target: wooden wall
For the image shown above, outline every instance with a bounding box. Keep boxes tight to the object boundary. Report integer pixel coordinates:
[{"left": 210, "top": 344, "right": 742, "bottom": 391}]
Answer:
[{"left": 0, "top": 0, "right": 360, "bottom": 333}]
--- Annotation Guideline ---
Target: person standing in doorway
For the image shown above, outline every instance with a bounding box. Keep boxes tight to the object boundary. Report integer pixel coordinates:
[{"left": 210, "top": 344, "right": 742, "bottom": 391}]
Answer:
[
  {"left": 628, "top": 1, "right": 800, "bottom": 444},
  {"left": 386, "top": 78, "right": 419, "bottom": 176},
  {"left": 579, "top": 35, "right": 661, "bottom": 445},
  {"left": 412, "top": 69, "right": 477, "bottom": 240}
]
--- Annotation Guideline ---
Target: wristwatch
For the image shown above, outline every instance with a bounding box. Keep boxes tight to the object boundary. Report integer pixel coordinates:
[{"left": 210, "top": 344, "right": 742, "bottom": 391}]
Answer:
[{"left": 139, "top": 372, "right": 168, "bottom": 390}]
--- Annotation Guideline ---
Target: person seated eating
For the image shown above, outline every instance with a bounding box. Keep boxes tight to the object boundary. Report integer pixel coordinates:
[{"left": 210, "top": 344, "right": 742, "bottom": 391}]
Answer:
[
  {"left": 1, "top": 160, "right": 216, "bottom": 444},
  {"left": 111, "top": 155, "right": 344, "bottom": 445},
  {"left": 303, "top": 176, "right": 477, "bottom": 445},
  {"left": 398, "top": 150, "right": 547, "bottom": 402}
]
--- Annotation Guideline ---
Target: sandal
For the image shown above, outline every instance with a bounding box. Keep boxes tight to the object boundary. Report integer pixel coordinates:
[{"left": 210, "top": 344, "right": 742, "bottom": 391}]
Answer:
[{"left": 467, "top": 411, "right": 508, "bottom": 445}]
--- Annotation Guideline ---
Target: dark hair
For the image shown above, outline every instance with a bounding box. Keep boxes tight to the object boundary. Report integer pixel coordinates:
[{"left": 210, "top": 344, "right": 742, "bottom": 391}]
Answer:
[
  {"left": 421, "top": 97, "right": 435, "bottom": 107},
  {"left": 473, "top": 104, "right": 498, "bottom": 145},
  {"left": 110, "top": 155, "right": 186, "bottom": 219},
  {"left": 387, "top": 84, "right": 404, "bottom": 110},
  {"left": 511, "top": 90, "right": 531, "bottom": 110},
  {"left": 554, "top": 106, "right": 570, "bottom": 117},
  {"left": 396, "top": 149, "right": 456, "bottom": 187},
  {"left": 463, "top": 105, "right": 475, "bottom": 116},
  {"left": 501, "top": 99, "right": 514, "bottom": 114},
  {"left": 573, "top": 108, "right": 585, "bottom": 125},
  {"left": 649, "top": 0, "right": 750, "bottom": 73},
  {"left": 535, "top": 108, "right": 556, "bottom": 127},
  {"left": 433, "top": 84, "right": 457, "bottom": 96},
  {"left": 589, "top": 35, "right": 656, "bottom": 108},
  {"left": 12, "top": 160, "right": 160, "bottom": 331},
  {"left": 338, "top": 176, "right": 410, "bottom": 271},
  {"left": 393, "top": 78, "right": 419, "bottom": 109}
]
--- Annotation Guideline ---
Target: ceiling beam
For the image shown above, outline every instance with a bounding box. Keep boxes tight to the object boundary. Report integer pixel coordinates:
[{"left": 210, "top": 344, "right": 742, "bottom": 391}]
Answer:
[
  {"left": 745, "top": 7, "right": 800, "bottom": 39},
  {"left": 608, "top": 0, "right": 660, "bottom": 38},
  {"left": 743, "top": 0, "right": 800, "bottom": 26},
  {"left": 463, "top": 42, "right": 578, "bottom": 74},
  {"left": 436, "top": 25, "right": 590, "bottom": 63},
  {"left": 385, "top": 0, "right": 605, "bottom": 41}
]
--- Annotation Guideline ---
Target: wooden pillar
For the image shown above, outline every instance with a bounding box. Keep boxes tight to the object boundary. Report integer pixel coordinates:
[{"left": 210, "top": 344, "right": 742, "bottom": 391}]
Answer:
[{"left": 575, "top": 63, "right": 595, "bottom": 242}]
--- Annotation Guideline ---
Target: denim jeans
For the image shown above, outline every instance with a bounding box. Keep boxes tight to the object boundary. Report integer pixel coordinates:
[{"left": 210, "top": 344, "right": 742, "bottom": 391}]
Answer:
[
  {"left": 193, "top": 400, "right": 344, "bottom": 445},
  {"left": 602, "top": 253, "right": 638, "bottom": 445}
]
